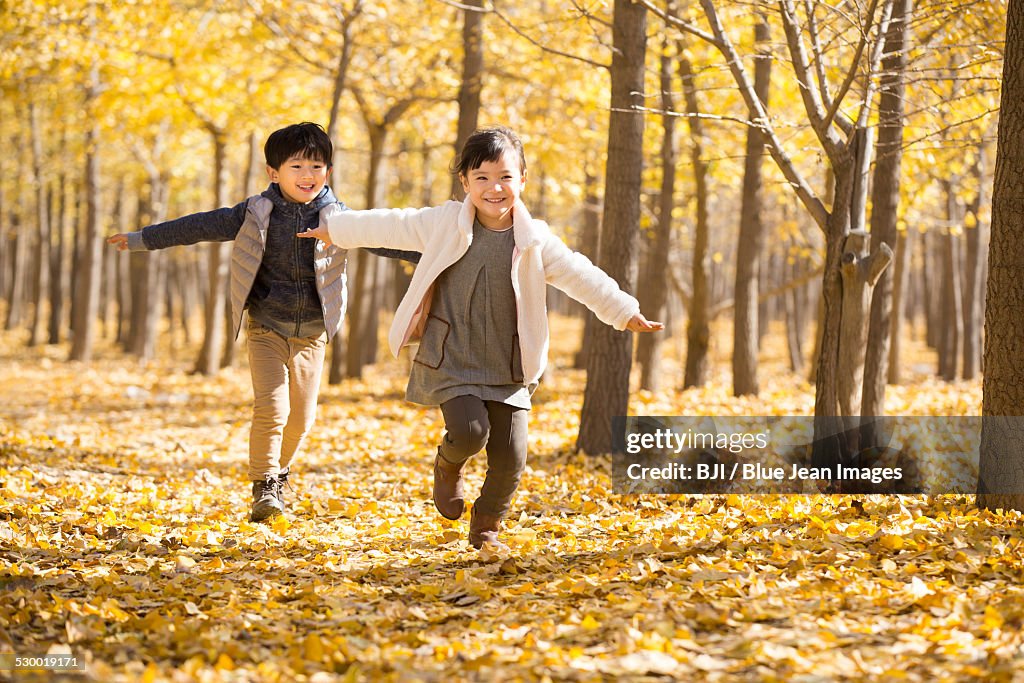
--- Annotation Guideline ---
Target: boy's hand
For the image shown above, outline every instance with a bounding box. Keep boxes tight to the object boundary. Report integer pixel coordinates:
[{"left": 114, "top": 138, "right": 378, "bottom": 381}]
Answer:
[
  {"left": 626, "top": 313, "right": 664, "bottom": 333},
  {"left": 297, "top": 224, "right": 332, "bottom": 245},
  {"left": 107, "top": 234, "right": 130, "bottom": 251}
]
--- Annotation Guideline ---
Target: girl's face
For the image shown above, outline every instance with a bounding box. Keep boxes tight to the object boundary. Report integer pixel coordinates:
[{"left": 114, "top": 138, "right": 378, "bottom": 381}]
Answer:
[{"left": 460, "top": 150, "right": 526, "bottom": 231}]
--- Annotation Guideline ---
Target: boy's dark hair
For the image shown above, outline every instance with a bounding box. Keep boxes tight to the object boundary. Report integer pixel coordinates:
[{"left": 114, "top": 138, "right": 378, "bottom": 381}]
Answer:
[
  {"left": 264, "top": 122, "right": 333, "bottom": 169},
  {"left": 451, "top": 126, "right": 527, "bottom": 178}
]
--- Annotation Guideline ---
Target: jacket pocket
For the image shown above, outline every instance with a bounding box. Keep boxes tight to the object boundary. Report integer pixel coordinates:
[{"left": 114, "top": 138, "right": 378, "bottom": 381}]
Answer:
[
  {"left": 414, "top": 314, "right": 450, "bottom": 369},
  {"left": 511, "top": 333, "right": 524, "bottom": 383}
]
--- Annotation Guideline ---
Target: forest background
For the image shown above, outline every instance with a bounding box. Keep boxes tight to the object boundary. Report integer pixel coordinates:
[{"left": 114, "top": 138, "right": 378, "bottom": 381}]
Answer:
[{"left": 2, "top": 0, "right": 1022, "bottom": 681}]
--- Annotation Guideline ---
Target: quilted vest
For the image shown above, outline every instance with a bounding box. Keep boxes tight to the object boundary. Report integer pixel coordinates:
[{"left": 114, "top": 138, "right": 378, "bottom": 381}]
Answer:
[{"left": 229, "top": 196, "right": 348, "bottom": 341}]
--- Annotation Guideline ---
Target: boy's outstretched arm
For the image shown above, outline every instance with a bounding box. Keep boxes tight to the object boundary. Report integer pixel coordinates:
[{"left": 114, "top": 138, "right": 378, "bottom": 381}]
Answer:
[
  {"left": 107, "top": 233, "right": 132, "bottom": 250},
  {"left": 107, "top": 203, "right": 248, "bottom": 252},
  {"left": 626, "top": 312, "right": 664, "bottom": 332}
]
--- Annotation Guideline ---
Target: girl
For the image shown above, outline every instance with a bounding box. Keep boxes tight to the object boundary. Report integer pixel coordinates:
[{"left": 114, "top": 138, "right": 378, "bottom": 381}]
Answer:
[{"left": 299, "top": 127, "right": 662, "bottom": 550}]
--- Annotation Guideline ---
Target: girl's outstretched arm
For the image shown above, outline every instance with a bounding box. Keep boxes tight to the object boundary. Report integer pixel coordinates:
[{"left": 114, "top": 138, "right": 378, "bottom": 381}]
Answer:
[
  {"left": 298, "top": 204, "right": 455, "bottom": 252},
  {"left": 297, "top": 223, "right": 332, "bottom": 244}
]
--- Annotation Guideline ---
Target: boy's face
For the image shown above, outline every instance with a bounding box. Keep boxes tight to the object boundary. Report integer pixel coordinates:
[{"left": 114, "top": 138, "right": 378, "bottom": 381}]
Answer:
[{"left": 266, "top": 155, "right": 330, "bottom": 204}]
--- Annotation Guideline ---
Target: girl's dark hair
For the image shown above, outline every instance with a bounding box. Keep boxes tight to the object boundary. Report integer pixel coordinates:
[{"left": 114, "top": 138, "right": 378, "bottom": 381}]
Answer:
[
  {"left": 264, "top": 122, "right": 333, "bottom": 169},
  {"left": 451, "top": 126, "right": 527, "bottom": 177}
]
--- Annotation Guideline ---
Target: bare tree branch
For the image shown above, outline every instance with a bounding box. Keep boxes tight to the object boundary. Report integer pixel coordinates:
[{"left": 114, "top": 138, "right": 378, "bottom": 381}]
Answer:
[
  {"left": 615, "top": 105, "right": 757, "bottom": 127},
  {"left": 803, "top": 0, "right": 854, "bottom": 135},
  {"left": 712, "top": 263, "right": 825, "bottom": 316},
  {"left": 436, "top": 0, "right": 489, "bottom": 12},
  {"left": 569, "top": 0, "right": 612, "bottom": 28},
  {"left": 698, "top": 0, "right": 829, "bottom": 230},
  {"left": 637, "top": 0, "right": 720, "bottom": 47},
  {"left": 490, "top": 2, "right": 609, "bottom": 70},
  {"left": 855, "top": 0, "right": 894, "bottom": 131},
  {"left": 822, "top": 0, "right": 882, "bottom": 131},
  {"left": 778, "top": 0, "right": 844, "bottom": 158}
]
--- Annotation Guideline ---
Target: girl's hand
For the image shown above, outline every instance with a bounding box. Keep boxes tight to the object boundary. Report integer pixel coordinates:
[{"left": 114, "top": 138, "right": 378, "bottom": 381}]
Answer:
[
  {"left": 297, "top": 223, "right": 332, "bottom": 245},
  {"left": 626, "top": 312, "right": 664, "bottom": 333},
  {"left": 107, "top": 234, "right": 130, "bottom": 251}
]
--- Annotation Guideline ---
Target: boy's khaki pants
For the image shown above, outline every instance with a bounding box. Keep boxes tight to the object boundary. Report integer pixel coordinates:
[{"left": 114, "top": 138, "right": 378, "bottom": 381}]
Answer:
[{"left": 247, "top": 321, "right": 327, "bottom": 481}]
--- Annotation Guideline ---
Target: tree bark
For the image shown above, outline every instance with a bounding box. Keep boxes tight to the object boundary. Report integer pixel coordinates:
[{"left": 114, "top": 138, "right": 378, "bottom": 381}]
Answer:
[
  {"left": 637, "top": 23, "right": 678, "bottom": 392},
  {"left": 573, "top": 170, "right": 601, "bottom": 370},
  {"left": 48, "top": 168, "right": 68, "bottom": 345},
  {"left": 938, "top": 180, "right": 964, "bottom": 381},
  {"left": 732, "top": 13, "right": 772, "bottom": 396},
  {"left": 28, "top": 101, "right": 51, "bottom": 347},
  {"left": 130, "top": 172, "right": 169, "bottom": 361},
  {"left": 346, "top": 123, "right": 387, "bottom": 379},
  {"left": 69, "top": 69, "right": 103, "bottom": 363},
  {"left": 680, "top": 51, "right": 711, "bottom": 389},
  {"left": 887, "top": 228, "right": 911, "bottom": 383},
  {"left": 838, "top": 229, "right": 892, "bottom": 424},
  {"left": 194, "top": 126, "right": 230, "bottom": 375},
  {"left": 962, "top": 145, "right": 989, "bottom": 380},
  {"left": 978, "top": 0, "right": 1024, "bottom": 511},
  {"left": 451, "top": 0, "right": 484, "bottom": 201},
  {"left": 784, "top": 237, "right": 804, "bottom": 374},
  {"left": 862, "top": 0, "right": 911, "bottom": 421},
  {"left": 577, "top": 0, "right": 646, "bottom": 455},
  {"left": 5, "top": 124, "right": 27, "bottom": 332},
  {"left": 326, "top": 1, "right": 362, "bottom": 146}
]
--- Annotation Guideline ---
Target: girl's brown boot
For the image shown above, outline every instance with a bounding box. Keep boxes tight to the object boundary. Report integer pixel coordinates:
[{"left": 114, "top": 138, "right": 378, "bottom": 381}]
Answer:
[
  {"left": 469, "top": 505, "right": 509, "bottom": 551},
  {"left": 433, "top": 448, "right": 466, "bottom": 520}
]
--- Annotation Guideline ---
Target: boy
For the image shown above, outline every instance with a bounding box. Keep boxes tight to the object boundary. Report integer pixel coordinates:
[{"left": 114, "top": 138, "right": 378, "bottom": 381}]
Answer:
[{"left": 109, "top": 122, "right": 416, "bottom": 522}]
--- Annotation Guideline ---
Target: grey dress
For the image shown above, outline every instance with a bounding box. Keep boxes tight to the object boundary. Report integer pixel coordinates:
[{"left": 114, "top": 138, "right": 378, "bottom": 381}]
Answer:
[{"left": 405, "top": 219, "right": 533, "bottom": 409}]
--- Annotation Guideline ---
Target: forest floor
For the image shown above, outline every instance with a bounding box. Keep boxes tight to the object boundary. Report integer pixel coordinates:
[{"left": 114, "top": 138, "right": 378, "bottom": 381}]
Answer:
[{"left": 2, "top": 317, "right": 1020, "bottom": 682}]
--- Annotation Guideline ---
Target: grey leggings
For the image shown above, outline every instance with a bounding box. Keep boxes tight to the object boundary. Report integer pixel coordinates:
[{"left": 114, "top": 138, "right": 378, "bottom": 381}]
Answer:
[{"left": 439, "top": 395, "right": 528, "bottom": 518}]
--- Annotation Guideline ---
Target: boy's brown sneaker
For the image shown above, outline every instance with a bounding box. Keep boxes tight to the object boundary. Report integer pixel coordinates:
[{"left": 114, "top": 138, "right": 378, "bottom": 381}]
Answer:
[
  {"left": 250, "top": 475, "right": 284, "bottom": 522},
  {"left": 433, "top": 448, "right": 466, "bottom": 520}
]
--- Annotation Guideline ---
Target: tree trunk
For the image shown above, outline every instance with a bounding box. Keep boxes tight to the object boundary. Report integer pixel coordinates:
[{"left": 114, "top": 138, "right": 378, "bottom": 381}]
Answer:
[
  {"left": 69, "top": 67, "right": 103, "bottom": 363},
  {"left": 326, "top": 3, "right": 361, "bottom": 147},
  {"left": 978, "top": 0, "right": 1024, "bottom": 511},
  {"left": 48, "top": 168, "right": 68, "bottom": 345},
  {"left": 130, "top": 173, "right": 169, "bottom": 361},
  {"left": 962, "top": 145, "right": 989, "bottom": 380},
  {"left": 101, "top": 186, "right": 122, "bottom": 341},
  {"left": 573, "top": 171, "right": 601, "bottom": 370},
  {"left": 577, "top": 0, "right": 646, "bottom": 455},
  {"left": 938, "top": 180, "right": 963, "bottom": 381},
  {"left": 637, "top": 25, "right": 679, "bottom": 392},
  {"left": 838, "top": 229, "right": 892, "bottom": 422},
  {"left": 732, "top": 13, "right": 772, "bottom": 396},
  {"left": 347, "top": 123, "right": 389, "bottom": 379},
  {"left": 784, "top": 238, "right": 804, "bottom": 374},
  {"left": 194, "top": 127, "right": 230, "bottom": 375},
  {"left": 5, "top": 125, "right": 27, "bottom": 332},
  {"left": 887, "top": 228, "right": 911, "bottom": 383},
  {"left": 28, "top": 102, "right": 51, "bottom": 347},
  {"left": 923, "top": 228, "right": 940, "bottom": 349},
  {"left": 862, "top": 0, "right": 910, "bottom": 420},
  {"left": 222, "top": 142, "right": 259, "bottom": 369},
  {"left": 451, "top": 0, "right": 484, "bottom": 201},
  {"left": 680, "top": 51, "right": 710, "bottom": 389}
]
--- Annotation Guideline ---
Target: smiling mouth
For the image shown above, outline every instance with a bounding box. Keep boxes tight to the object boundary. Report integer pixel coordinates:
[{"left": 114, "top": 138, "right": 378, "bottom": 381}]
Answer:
[{"left": 298, "top": 184, "right": 315, "bottom": 192}]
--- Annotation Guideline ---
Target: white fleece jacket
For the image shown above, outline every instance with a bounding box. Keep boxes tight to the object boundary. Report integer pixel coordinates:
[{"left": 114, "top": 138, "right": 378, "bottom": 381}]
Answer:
[{"left": 326, "top": 196, "right": 640, "bottom": 384}]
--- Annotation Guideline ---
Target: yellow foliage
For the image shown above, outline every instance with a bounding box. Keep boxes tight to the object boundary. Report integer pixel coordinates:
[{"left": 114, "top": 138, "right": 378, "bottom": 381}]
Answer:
[{"left": 0, "top": 311, "right": 1008, "bottom": 682}]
